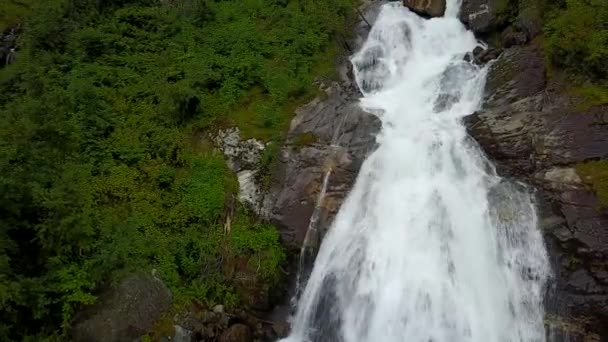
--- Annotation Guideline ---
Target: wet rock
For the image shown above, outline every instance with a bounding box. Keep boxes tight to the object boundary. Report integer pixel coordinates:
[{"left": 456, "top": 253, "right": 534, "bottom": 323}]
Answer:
[
  {"left": 402, "top": 0, "right": 446, "bottom": 17},
  {"left": 71, "top": 273, "right": 172, "bottom": 342},
  {"left": 466, "top": 39, "right": 608, "bottom": 342},
  {"left": 459, "top": 0, "right": 503, "bottom": 34},
  {"left": 484, "top": 44, "right": 546, "bottom": 108},
  {"left": 460, "top": 0, "right": 543, "bottom": 40},
  {"left": 545, "top": 315, "right": 594, "bottom": 342},
  {"left": 219, "top": 324, "right": 252, "bottom": 342},
  {"left": 264, "top": 81, "right": 379, "bottom": 251},
  {"left": 501, "top": 26, "right": 528, "bottom": 48},
  {"left": 567, "top": 270, "right": 603, "bottom": 294},
  {"left": 272, "top": 321, "right": 290, "bottom": 338},
  {"left": 469, "top": 46, "right": 502, "bottom": 65}
]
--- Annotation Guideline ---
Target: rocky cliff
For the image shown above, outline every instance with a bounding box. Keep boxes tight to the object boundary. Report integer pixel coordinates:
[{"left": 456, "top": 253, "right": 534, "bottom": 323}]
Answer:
[{"left": 461, "top": 1, "right": 608, "bottom": 340}]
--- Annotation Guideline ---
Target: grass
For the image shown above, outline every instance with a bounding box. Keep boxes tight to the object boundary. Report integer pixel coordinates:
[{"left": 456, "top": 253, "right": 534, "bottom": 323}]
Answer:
[{"left": 568, "top": 84, "right": 608, "bottom": 111}]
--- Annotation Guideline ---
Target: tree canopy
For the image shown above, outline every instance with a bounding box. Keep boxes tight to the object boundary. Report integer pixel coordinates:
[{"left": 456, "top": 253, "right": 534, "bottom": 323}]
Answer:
[{"left": 0, "top": 0, "right": 355, "bottom": 339}]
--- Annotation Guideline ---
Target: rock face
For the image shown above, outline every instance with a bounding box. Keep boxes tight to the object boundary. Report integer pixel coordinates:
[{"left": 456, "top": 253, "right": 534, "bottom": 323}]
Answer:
[
  {"left": 219, "top": 323, "right": 252, "bottom": 342},
  {"left": 459, "top": 0, "right": 499, "bottom": 34},
  {"left": 265, "top": 84, "right": 380, "bottom": 251},
  {"left": 212, "top": 127, "right": 267, "bottom": 213},
  {"left": 459, "top": 0, "right": 543, "bottom": 41},
  {"left": 403, "top": 0, "right": 446, "bottom": 17},
  {"left": 71, "top": 273, "right": 172, "bottom": 342},
  {"left": 263, "top": 2, "right": 382, "bottom": 253},
  {"left": 465, "top": 41, "right": 608, "bottom": 340},
  {"left": 0, "top": 27, "right": 18, "bottom": 68}
]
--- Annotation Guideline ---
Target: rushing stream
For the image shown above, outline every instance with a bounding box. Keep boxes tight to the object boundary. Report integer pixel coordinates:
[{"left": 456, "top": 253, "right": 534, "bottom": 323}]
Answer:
[{"left": 282, "top": 1, "right": 550, "bottom": 342}]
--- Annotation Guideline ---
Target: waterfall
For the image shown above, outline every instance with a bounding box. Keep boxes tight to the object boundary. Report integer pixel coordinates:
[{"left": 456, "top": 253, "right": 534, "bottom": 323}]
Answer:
[{"left": 281, "top": 1, "right": 550, "bottom": 342}]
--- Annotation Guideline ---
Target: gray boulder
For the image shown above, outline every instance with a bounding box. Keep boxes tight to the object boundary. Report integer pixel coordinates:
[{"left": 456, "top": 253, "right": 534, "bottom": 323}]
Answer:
[
  {"left": 71, "top": 273, "right": 172, "bottom": 342},
  {"left": 219, "top": 324, "right": 252, "bottom": 342},
  {"left": 403, "top": 0, "right": 446, "bottom": 17}
]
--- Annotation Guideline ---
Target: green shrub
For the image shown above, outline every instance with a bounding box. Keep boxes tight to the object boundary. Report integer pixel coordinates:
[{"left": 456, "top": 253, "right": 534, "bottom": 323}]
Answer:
[
  {"left": 545, "top": 0, "right": 608, "bottom": 80},
  {"left": 0, "top": 0, "right": 355, "bottom": 338}
]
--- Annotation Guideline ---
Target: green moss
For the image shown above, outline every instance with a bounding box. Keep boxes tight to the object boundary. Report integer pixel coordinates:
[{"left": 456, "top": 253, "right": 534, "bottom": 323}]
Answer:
[
  {"left": 569, "top": 84, "right": 608, "bottom": 111},
  {"left": 149, "top": 318, "right": 175, "bottom": 341},
  {"left": 518, "top": 0, "right": 545, "bottom": 23},
  {"left": 494, "top": 0, "right": 516, "bottom": 25},
  {"left": 576, "top": 160, "right": 608, "bottom": 208},
  {"left": 292, "top": 132, "right": 318, "bottom": 148}
]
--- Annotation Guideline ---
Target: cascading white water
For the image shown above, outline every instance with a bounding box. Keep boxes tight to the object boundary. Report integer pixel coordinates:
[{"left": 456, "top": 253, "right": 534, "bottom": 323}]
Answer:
[{"left": 281, "top": 2, "right": 550, "bottom": 342}]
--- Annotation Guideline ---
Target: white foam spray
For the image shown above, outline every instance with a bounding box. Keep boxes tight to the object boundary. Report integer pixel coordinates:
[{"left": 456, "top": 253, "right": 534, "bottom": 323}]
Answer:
[{"left": 282, "top": 2, "right": 550, "bottom": 341}]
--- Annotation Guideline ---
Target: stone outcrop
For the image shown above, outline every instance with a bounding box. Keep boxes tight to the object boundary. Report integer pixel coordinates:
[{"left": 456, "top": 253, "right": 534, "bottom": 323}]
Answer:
[
  {"left": 465, "top": 39, "right": 608, "bottom": 341},
  {"left": 212, "top": 127, "right": 267, "bottom": 213},
  {"left": 71, "top": 273, "right": 172, "bottom": 342},
  {"left": 0, "top": 27, "right": 18, "bottom": 68},
  {"left": 459, "top": 0, "right": 544, "bottom": 41},
  {"left": 403, "top": 0, "right": 446, "bottom": 17},
  {"left": 168, "top": 308, "right": 288, "bottom": 342},
  {"left": 459, "top": 0, "right": 501, "bottom": 34}
]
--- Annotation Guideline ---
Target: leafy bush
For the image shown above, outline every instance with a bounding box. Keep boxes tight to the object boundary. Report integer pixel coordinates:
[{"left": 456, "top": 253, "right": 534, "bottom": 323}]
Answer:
[
  {"left": 545, "top": 0, "right": 608, "bottom": 80},
  {"left": 0, "top": 0, "right": 356, "bottom": 339}
]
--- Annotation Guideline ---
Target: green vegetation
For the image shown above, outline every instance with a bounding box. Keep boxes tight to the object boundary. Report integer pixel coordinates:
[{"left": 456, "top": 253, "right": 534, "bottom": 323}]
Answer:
[
  {"left": 0, "top": 0, "right": 356, "bottom": 339},
  {"left": 542, "top": 1, "right": 608, "bottom": 208},
  {"left": 292, "top": 132, "right": 318, "bottom": 148},
  {"left": 542, "top": 0, "right": 608, "bottom": 108},
  {"left": 544, "top": 0, "right": 608, "bottom": 81},
  {"left": 576, "top": 160, "right": 608, "bottom": 208},
  {"left": 0, "top": 0, "right": 37, "bottom": 31},
  {"left": 568, "top": 84, "right": 608, "bottom": 111}
]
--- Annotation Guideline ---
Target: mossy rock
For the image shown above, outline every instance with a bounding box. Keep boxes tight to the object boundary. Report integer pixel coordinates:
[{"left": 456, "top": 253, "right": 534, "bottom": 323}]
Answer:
[
  {"left": 576, "top": 160, "right": 608, "bottom": 209},
  {"left": 291, "top": 132, "right": 318, "bottom": 148}
]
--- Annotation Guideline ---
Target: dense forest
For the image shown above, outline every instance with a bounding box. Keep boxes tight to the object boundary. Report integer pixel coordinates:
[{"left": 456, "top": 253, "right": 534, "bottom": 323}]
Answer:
[
  {"left": 0, "top": 0, "right": 606, "bottom": 340},
  {"left": 0, "top": 0, "right": 355, "bottom": 340}
]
